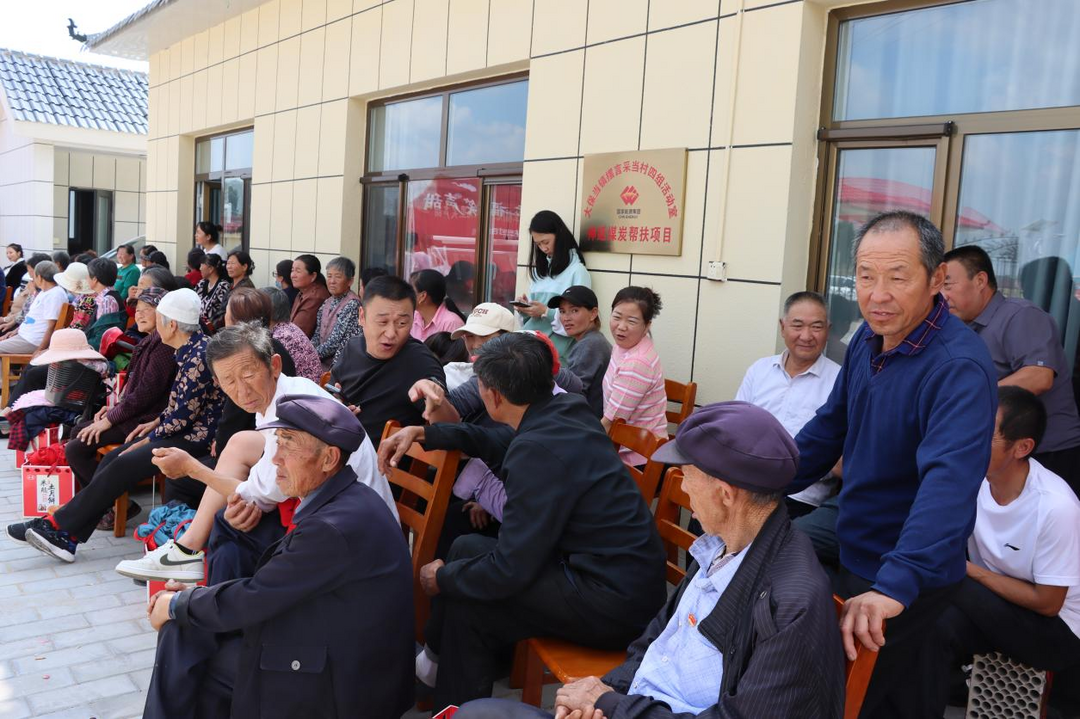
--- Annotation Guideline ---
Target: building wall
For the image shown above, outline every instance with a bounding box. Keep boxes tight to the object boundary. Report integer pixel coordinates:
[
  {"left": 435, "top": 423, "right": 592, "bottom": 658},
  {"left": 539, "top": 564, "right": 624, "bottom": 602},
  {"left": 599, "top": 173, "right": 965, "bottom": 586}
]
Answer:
[
  {"left": 0, "top": 112, "right": 148, "bottom": 254},
  {"left": 52, "top": 150, "right": 149, "bottom": 249},
  {"left": 145, "top": 0, "right": 872, "bottom": 404}
]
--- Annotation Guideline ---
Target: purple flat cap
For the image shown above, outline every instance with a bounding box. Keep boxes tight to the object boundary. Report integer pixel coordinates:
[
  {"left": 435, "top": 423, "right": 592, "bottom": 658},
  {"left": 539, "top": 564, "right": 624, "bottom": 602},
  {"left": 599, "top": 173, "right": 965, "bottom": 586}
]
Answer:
[
  {"left": 260, "top": 394, "right": 365, "bottom": 454},
  {"left": 652, "top": 401, "right": 799, "bottom": 492}
]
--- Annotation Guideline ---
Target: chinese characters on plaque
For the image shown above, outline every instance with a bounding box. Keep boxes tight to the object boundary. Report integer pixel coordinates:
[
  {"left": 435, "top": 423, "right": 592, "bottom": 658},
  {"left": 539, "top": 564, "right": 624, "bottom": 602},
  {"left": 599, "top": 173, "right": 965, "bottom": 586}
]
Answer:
[{"left": 580, "top": 148, "right": 688, "bottom": 257}]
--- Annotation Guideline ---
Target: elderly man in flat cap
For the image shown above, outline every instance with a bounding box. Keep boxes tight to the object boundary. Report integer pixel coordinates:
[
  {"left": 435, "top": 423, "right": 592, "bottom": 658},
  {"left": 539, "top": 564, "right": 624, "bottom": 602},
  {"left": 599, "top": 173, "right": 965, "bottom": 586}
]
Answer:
[
  {"left": 456, "top": 401, "right": 846, "bottom": 719},
  {"left": 142, "top": 395, "right": 415, "bottom": 719}
]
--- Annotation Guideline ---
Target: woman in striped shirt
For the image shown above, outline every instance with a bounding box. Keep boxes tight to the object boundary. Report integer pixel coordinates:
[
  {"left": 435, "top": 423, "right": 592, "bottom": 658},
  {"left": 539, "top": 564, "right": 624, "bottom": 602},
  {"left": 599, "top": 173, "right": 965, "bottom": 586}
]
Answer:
[{"left": 602, "top": 286, "right": 667, "bottom": 466}]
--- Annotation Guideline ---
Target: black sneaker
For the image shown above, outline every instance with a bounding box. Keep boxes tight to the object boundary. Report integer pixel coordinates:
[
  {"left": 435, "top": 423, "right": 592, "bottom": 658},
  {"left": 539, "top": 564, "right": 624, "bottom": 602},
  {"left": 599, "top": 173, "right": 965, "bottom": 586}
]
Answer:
[
  {"left": 25, "top": 525, "right": 77, "bottom": 563},
  {"left": 6, "top": 517, "right": 50, "bottom": 544}
]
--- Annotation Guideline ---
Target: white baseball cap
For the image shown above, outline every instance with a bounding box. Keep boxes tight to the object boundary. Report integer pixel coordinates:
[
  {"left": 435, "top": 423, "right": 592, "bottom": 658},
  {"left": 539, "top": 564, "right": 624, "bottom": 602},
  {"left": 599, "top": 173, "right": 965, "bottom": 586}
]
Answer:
[
  {"left": 451, "top": 302, "right": 516, "bottom": 339},
  {"left": 157, "top": 288, "right": 203, "bottom": 326}
]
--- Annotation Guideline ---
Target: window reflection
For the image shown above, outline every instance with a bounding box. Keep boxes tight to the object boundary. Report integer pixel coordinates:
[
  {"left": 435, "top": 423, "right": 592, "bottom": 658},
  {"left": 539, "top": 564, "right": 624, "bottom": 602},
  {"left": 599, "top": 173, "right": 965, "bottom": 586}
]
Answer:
[
  {"left": 368, "top": 96, "right": 443, "bottom": 172},
  {"left": 824, "top": 147, "right": 937, "bottom": 362},
  {"left": 955, "top": 130, "right": 1080, "bottom": 375},
  {"left": 484, "top": 184, "right": 522, "bottom": 307},
  {"left": 447, "top": 81, "right": 528, "bottom": 166},
  {"left": 835, "top": 0, "right": 1080, "bottom": 120},
  {"left": 403, "top": 178, "right": 481, "bottom": 313},
  {"left": 363, "top": 184, "right": 401, "bottom": 277}
]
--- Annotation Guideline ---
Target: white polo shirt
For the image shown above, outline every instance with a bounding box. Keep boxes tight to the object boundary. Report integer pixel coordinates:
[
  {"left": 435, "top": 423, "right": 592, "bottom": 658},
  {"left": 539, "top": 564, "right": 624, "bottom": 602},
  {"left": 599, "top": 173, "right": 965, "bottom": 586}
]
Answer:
[
  {"left": 735, "top": 351, "right": 841, "bottom": 506},
  {"left": 234, "top": 374, "right": 399, "bottom": 522},
  {"left": 969, "top": 459, "right": 1080, "bottom": 637}
]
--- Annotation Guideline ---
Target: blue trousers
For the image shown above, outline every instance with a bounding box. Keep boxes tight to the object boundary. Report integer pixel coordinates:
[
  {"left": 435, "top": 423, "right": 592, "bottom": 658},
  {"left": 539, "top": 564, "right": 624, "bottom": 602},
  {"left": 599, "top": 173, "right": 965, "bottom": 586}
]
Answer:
[
  {"left": 144, "top": 620, "right": 240, "bottom": 719},
  {"left": 206, "top": 506, "right": 284, "bottom": 585}
]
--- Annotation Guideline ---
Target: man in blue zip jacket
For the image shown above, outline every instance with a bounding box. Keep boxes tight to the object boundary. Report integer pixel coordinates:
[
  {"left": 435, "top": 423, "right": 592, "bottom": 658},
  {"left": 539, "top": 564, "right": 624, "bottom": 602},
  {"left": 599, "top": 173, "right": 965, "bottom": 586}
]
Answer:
[{"left": 790, "top": 211, "right": 997, "bottom": 718}]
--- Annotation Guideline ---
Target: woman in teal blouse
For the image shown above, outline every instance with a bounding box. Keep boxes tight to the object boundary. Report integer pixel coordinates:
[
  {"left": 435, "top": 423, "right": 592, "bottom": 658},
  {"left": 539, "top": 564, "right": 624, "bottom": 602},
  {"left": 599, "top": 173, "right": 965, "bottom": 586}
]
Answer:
[{"left": 515, "top": 210, "right": 592, "bottom": 356}]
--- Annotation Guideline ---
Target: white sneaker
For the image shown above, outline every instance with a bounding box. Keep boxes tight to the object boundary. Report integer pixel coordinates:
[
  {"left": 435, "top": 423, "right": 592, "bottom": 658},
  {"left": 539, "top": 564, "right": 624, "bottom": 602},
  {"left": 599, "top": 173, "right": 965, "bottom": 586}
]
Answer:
[{"left": 115, "top": 540, "right": 205, "bottom": 582}]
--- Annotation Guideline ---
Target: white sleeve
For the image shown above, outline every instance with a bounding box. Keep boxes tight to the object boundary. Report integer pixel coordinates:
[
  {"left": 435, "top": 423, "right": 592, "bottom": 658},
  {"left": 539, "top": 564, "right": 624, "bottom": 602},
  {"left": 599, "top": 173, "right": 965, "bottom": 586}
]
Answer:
[{"left": 1033, "top": 501, "right": 1080, "bottom": 587}]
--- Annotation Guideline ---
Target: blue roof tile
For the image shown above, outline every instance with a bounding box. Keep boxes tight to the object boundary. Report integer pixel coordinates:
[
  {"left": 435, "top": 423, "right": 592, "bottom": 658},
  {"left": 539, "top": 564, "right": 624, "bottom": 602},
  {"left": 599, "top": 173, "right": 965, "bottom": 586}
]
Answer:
[{"left": 0, "top": 49, "right": 146, "bottom": 135}]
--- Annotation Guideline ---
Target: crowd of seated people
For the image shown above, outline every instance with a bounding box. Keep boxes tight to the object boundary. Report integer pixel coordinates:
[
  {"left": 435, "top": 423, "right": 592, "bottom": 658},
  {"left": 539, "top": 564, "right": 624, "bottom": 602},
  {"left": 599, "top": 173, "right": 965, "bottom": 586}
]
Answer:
[{"left": 2, "top": 206, "right": 1080, "bottom": 719}]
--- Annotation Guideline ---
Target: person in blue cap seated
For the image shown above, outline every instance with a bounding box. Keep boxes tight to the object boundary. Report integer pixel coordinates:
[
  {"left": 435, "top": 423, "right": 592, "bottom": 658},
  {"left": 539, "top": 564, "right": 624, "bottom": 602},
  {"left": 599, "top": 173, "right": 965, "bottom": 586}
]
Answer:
[
  {"left": 141, "top": 395, "right": 414, "bottom": 719},
  {"left": 455, "top": 401, "right": 846, "bottom": 719}
]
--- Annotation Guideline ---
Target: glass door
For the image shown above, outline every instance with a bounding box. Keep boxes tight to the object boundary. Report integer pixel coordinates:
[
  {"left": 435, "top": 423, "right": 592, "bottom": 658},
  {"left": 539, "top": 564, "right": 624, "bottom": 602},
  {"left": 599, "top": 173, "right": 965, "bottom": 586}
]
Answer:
[
  {"left": 483, "top": 183, "right": 522, "bottom": 307},
  {"left": 818, "top": 139, "right": 947, "bottom": 361}
]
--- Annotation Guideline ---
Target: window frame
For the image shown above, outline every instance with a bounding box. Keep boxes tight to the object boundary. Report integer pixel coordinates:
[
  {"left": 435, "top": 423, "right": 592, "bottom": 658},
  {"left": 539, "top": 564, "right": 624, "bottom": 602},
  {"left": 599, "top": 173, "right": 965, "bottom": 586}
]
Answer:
[
  {"left": 809, "top": 0, "right": 1080, "bottom": 290},
  {"left": 361, "top": 74, "right": 528, "bottom": 307}
]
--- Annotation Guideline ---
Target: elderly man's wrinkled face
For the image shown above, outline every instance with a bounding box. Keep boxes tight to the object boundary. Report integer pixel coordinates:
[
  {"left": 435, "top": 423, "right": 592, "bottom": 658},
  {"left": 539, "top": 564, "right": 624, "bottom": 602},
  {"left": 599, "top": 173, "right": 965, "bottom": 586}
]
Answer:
[
  {"left": 855, "top": 226, "right": 944, "bottom": 351},
  {"left": 942, "top": 260, "right": 990, "bottom": 322},
  {"left": 681, "top": 464, "right": 733, "bottom": 537},
  {"left": 273, "top": 429, "right": 335, "bottom": 498},
  {"left": 212, "top": 349, "right": 281, "bottom": 415}
]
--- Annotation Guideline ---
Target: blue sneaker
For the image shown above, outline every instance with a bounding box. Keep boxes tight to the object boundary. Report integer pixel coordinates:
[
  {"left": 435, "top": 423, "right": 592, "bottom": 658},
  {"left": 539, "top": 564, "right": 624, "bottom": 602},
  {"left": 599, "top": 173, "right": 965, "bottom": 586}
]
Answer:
[{"left": 25, "top": 524, "right": 77, "bottom": 563}]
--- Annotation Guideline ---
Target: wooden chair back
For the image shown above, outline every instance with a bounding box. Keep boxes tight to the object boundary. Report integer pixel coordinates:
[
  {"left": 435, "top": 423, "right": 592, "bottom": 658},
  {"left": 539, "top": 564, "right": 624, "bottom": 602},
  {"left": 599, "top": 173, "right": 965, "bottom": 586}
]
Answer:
[
  {"left": 56, "top": 302, "right": 73, "bottom": 330},
  {"left": 654, "top": 467, "right": 698, "bottom": 586},
  {"left": 380, "top": 420, "right": 461, "bottom": 642},
  {"left": 1, "top": 286, "right": 11, "bottom": 317},
  {"left": 835, "top": 595, "right": 881, "bottom": 719},
  {"left": 664, "top": 378, "right": 697, "bottom": 436},
  {"left": 608, "top": 419, "right": 667, "bottom": 500}
]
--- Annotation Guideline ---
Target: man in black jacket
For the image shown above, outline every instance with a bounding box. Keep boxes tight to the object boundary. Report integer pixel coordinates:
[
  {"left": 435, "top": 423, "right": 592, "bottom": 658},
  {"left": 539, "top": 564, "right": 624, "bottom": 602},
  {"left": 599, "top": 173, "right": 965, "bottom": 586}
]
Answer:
[
  {"left": 143, "top": 395, "right": 414, "bottom": 719},
  {"left": 379, "top": 333, "right": 667, "bottom": 710},
  {"left": 454, "top": 402, "right": 845, "bottom": 719}
]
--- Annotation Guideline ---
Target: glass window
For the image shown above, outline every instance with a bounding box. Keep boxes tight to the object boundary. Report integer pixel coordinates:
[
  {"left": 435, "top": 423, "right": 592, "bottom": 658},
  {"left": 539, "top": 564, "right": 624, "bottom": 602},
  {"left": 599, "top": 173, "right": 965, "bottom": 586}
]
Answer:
[
  {"left": 368, "top": 96, "right": 443, "bottom": 172},
  {"left": 447, "top": 81, "right": 528, "bottom": 166},
  {"left": 823, "top": 146, "right": 937, "bottom": 361},
  {"left": 484, "top": 184, "right": 522, "bottom": 307},
  {"left": 210, "top": 137, "right": 224, "bottom": 174},
  {"left": 195, "top": 141, "right": 211, "bottom": 174},
  {"left": 403, "top": 178, "right": 481, "bottom": 313},
  {"left": 225, "top": 131, "right": 253, "bottom": 171},
  {"left": 363, "top": 184, "right": 402, "bottom": 277},
  {"left": 835, "top": 0, "right": 1080, "bottom": 121},
  {"left": 954, "top": 129, "right": 1080, "bottom": 366}
]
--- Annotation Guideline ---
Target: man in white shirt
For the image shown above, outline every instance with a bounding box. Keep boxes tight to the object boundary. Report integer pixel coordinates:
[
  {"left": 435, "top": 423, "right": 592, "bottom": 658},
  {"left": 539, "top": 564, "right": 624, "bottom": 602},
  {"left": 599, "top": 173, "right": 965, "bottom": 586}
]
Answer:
[
  {"left": 929, "top": 386, "right": 1080, "bottom": 715},
  {"left": 735, "top": 291, "right": 841, "bottom": 518},
  {"left": 115, "top": 322, "right": 397, "bottom": 585},
  {"left": 0, "top": 260, "right": 66, "bottom": 355}
]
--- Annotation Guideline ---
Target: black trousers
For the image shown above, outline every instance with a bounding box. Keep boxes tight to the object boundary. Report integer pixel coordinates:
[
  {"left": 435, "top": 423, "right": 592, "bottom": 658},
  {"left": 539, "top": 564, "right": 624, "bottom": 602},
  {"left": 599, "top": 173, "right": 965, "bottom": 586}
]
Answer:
[
  {"left": 64, "top": 420, "right": 132, "bottom": 489},
  {"left": 835, "top": 567, "right": 958, "bottom": 719},
  {"left": 426, "top": 534, "right": 644, "bottom": 709},
  {"left": 1034, "top": 445, "right": 1080, "bottom": 498},
  {"left": 434, "top": 497, "right": 501, "bottom": 561},
  {"left": 206, "top": 507, "right": 284, "bottom": 586},
  {"left": 7, "top": 364, "right": 49, "bottom": 407},
  {"left": 929, "top": 576, "right": 1080, "bottom": 715},
  {"left": 144, "top": 619, "right": 240, "bottom": 719},
  {"left": 54, "top": 436, "right": 205, "bottom": 543}
]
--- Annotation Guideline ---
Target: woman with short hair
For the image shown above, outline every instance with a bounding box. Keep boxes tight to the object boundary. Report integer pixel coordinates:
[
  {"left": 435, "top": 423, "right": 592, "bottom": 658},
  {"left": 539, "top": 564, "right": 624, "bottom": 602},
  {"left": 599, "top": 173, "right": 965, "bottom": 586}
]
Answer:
[
  {"left": 313, "top": 256, "right": 361, "bottom": 371},
  {"left": 0, "top": 261, "right": 67, "bottom": 356},
  {"left": 602, "top": 286, "right": 667, "bottom": 465},
  {"left": 273, "top": 259, "right": 299, "bottom": 307},
  {"left": 262, "top": 286, "right": 322, "bottom": 382}
]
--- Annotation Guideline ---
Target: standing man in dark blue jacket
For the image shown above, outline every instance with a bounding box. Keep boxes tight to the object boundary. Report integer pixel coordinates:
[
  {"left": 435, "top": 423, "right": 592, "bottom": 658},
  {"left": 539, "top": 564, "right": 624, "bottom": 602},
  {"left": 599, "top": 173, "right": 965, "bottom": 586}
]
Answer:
[
  {"left": 142, "top": 395, "right": 414, "bottom": 719},
  {"left": 380, "top": 333, "right": 667, "bottom": 711},
  {"left": 791, "top": 211, "right": 998, "bottom": 718}
]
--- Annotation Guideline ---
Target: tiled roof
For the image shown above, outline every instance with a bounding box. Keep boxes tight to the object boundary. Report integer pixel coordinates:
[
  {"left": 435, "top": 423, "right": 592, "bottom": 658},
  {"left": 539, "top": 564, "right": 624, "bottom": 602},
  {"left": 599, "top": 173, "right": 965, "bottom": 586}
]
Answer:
[{"left": 0, "top": 49, "right": 147, "bottom": 134}]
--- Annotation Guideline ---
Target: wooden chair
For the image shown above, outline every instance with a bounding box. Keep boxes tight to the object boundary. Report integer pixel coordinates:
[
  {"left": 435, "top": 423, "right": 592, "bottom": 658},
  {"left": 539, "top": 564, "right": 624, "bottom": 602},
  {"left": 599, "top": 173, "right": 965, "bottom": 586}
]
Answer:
[
  {"left": 97, "top": 444, "right": 165, "bottom": 538},
  {"left": 664, "top": 378, "right": 697, "bottom": 437},
  {"left": 607, "top": 419, "right": 668, "bottom": 500},
  {"left": 380, "top": 420, "right": 461, "bottom": 643},
  {"left": 1, "top": 286, "right": 11, "bottom": 317},
  {"left": 520, "top": 467, "right": 696, "bottom": 705},
  {"left": 836, "top": 595, "right": 881, "bottom": 719},
  {"left": 56, "top": 302, "right": 73, "bottom": 329}
]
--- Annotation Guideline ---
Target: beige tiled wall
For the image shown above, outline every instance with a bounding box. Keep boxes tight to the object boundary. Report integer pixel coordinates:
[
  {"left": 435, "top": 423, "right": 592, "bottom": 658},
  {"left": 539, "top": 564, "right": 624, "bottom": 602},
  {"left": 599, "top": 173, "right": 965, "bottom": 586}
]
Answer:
[{"left": 145, "top": 0, "right": 832, "bottom": 404}]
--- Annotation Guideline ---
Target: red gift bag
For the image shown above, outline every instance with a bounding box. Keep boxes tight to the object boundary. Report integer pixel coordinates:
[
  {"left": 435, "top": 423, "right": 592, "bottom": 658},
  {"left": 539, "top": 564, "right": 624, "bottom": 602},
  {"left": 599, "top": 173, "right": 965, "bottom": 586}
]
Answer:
[
  {"left": 15, "top": 425, "right": 63, "bottom": 469},
  {"left": 433, "top": 707, "right": 458, "bottom": 719},
  {"left": 105, "top": 371, "right": 127, "bottom": 410},
  {"left": 21, "top": 464, "right": 74, "bottom": 517}
]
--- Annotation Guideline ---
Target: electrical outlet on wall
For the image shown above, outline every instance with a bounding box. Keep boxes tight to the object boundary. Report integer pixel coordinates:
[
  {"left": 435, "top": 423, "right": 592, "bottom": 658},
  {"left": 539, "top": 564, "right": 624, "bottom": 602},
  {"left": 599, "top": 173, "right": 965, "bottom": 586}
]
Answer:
[{"left": 706, "top": 261, "right": 727, "bottom": 282}]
